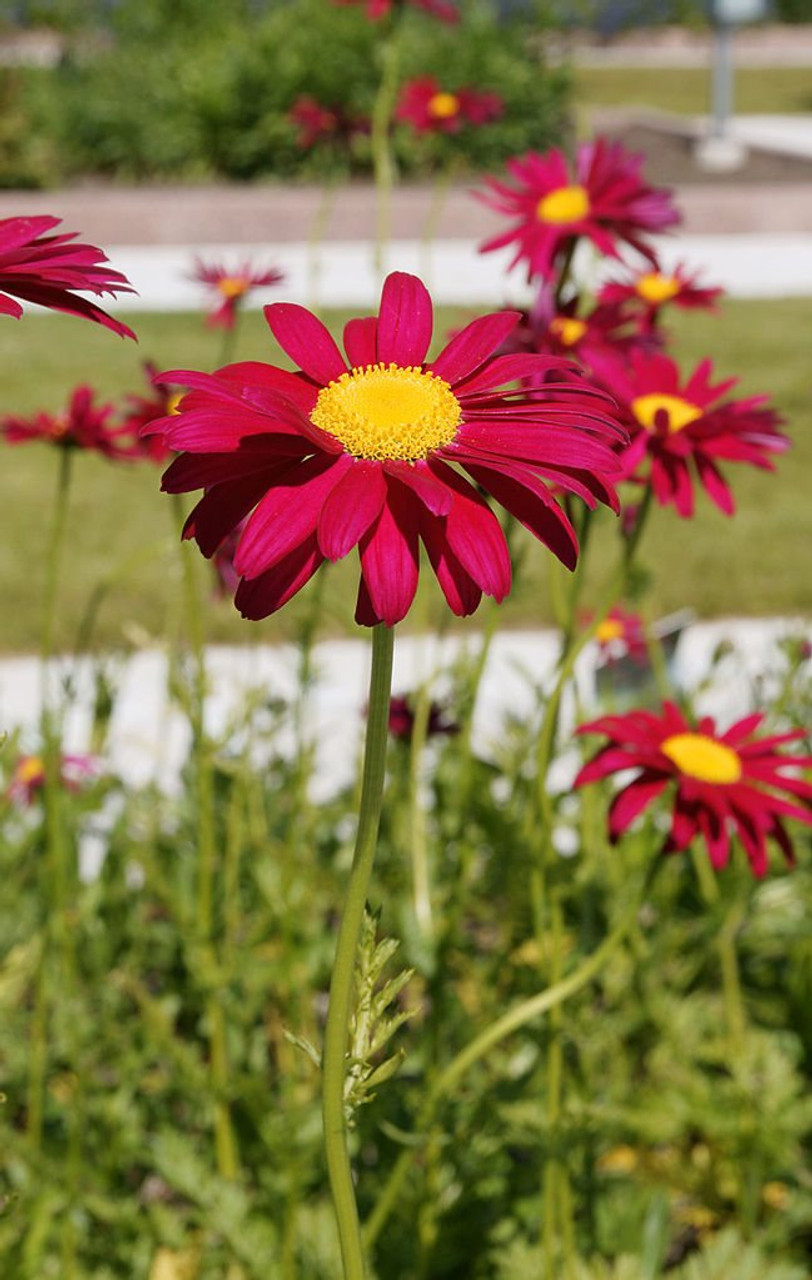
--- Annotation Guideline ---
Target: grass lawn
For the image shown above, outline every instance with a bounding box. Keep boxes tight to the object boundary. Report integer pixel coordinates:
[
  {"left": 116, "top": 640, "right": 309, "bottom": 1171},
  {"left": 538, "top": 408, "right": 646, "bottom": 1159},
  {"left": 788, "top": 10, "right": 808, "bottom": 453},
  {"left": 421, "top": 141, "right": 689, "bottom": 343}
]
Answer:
[
  {"left": 573, "top": 65, "right": 812, "bottom": 117},
  {"left": 1, "top": 297, "right": 810, "bottom": 655}
]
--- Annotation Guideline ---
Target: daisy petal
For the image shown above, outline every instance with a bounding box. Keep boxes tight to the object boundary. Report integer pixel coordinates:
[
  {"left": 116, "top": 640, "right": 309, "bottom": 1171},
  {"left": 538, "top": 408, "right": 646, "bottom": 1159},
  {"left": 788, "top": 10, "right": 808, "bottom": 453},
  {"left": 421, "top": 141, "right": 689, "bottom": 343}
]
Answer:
[{"left": 376, "top": 272, "right": 433, "bottom": 366}]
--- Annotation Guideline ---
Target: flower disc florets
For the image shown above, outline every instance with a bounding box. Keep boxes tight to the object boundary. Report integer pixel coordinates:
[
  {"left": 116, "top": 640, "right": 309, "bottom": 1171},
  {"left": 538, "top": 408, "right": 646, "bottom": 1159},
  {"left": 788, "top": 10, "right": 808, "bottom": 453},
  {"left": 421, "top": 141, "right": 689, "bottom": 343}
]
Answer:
[
  {"left": 660, "top": 733, "right": 742, "bottom": 784},
  {"left": 310, "top": 362, "right": 462, "bottom": 461}
]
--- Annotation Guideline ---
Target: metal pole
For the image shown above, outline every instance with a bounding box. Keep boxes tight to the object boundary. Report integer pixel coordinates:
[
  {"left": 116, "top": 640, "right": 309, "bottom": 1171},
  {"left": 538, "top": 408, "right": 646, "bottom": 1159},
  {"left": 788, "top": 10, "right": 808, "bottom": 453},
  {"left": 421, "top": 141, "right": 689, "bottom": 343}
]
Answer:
[{"left": 710, "top": 20, "right": 734, "bottom": 140}]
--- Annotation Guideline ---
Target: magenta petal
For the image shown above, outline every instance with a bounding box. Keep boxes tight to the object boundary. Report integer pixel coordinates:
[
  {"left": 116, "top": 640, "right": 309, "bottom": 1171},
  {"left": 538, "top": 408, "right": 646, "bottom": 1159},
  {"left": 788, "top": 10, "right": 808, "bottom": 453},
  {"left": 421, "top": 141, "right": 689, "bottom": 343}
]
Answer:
[
  {"left": 343, "top": 317, "right": 378, "bottom": 367},
  {"left": 376, "top": 272, "right": 433, "bottom": 367},
  {"left": 235, "top": 453, "right": 352, "bottom": 578},
  {"left": 608, "top": 775, "right": 669, "bottom": 838},
  {"left": 0, "top": 292, "right": 23, "bottom": 318},
  {"left": 183, "top": 468, "right": 282, "bottom": 557},
  {"left": 420, "top": 511, "right": 482, "bottom": 616},
  {"left": 428, "top": 460, "right": 511, "bottom": 600},
  {"left": 317, "top": 459, "right": 387, "bottom": 560},
  {"left": 383, "top": 460, "right": 453, "bottom": 515},
  {"left": 429, "top": 311, "right": 521, "bottom": 386},
  {"left": 359, "top": 484, "right": 420, "bottom": 626},
  {"left": 235, "top": 534, "right": 324, "bottom": 620},
  {"left": 264, "top": 302, "right": 347, "bottom": 384},
  {"left": 463, "top": 460, "right": 579, "bottom": 570}
]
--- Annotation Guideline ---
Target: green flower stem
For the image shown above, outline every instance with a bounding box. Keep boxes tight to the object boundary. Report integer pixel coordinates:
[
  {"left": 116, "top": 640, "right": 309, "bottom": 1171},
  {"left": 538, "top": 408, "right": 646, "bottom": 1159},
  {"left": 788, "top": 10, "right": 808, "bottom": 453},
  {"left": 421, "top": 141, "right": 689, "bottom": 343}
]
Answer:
[
  {"left": 365, "top": 890, "right": 643, "bottom": 1249},
  {"left": 693, "top": 851, "right": 747, "bottom": 1054},
  {"left": 308, "top": 178, "right": 339, "bottom": 310},
  {"left": 174, "top": 501, "right": 239, "bottom": 1181},
  {"left": 322, "top": 623, "right": 395, "bottom": 1280},
  {"left": 409, "top": 679, "right": 434, "bottom": 944},
  {"left": 554, "top": 238, "right": 578, "bottom": 309},
  {"left": 370, "top": 32, "right": 401, "bottom": 276},
  {"left": 28, "top": 448, "right": 74, "bottom": 1151}
]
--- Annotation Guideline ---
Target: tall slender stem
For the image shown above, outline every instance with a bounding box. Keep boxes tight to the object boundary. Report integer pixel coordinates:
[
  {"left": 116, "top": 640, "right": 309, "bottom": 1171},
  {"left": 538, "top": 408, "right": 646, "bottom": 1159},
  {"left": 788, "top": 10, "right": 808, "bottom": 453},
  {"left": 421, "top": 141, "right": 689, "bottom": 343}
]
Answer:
[
  {"left": 370, "top": 33, "right": 400, "bottom": 278},
  {"left": 322, "top": 623, "right": 395, "bottom": 1280}
]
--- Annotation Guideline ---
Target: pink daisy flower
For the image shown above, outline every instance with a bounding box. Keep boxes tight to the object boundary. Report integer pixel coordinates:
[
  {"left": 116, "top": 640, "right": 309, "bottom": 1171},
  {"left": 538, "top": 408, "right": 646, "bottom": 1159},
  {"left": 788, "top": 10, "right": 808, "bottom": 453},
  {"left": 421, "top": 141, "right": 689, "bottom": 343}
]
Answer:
[
  {"left": 477, "top": 138, "right": 681, "bottom": 283},
  {"left": 498, "top": 286, "right": 650, "bottom": 377},
  {"left": 575, "top": 702, "right": 812, "bottom": 877},
  {"left": 8, "top": 752, "right": 97, "bottom": 806},
  {"left": 2, "top": 385, "right": 139, "bottom": 460},
  {"left": 599, "top": 262, "right": 723, "bottom": 329},
  {"left": 0, "top": 215, "right": 135, "bottom": 337},
  {"left": 589, "top": 349, "right": 789, "bottom": 517},
  {"left": 395, "top": 76, "right": 503, "bottom": 134},
  {"left": 147, "top": 272, "right": 626, "bottom": 627},
  {"left": 593, "top": 606, "right": 648, "bottom": 667},
  {"left": 191, "top": 258, "right": 285, "bottom": 330},
  {"left": 289, "top": 96, "right": 370, "bottom": 151},
  {"left": 388, "top": 694, "right": 458, "bottom": 741},
  {"left": 334, "top": 0, "right": 458, "bottom": 21}
]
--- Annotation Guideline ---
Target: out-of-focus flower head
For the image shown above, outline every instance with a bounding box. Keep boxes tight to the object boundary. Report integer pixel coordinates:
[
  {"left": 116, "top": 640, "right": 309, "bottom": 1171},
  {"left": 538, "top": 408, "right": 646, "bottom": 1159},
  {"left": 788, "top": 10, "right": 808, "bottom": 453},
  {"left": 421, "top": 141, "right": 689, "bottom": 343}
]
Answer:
[
  {"left": 575, "top": 701, "right": 812, "bottom": 877},
  {"left": 395, "top": 76, "right": 503, "bottom": 134},
  {"left": 388, "top": 694, "right": 459, "bottom": 740},
  {"left": 289, "top": 96, "right": 370, "bottom": 151},
  {"left": 593, "top": 606, "right": 648, "bottom": 666},
  {"left": 589, "top": 349, "right": 789, "bottom": 517},
  {"left": 0, "top": 215, "right": 135, "bottom": 338},
  {"left": 8, "top": 752, "right": 97, "bottom": 806},
  {"left": 334, "top": 0, "right": 458, "bottom": 22},
  {"left": 148, "top": 271, "right": 627, "bottom": 627},
  {"left": 1, "top": 385, "right": 140, "bottom": 459},
  {"left": 599, "top": 262, "right": 723, "bottom": 329},
  {"left": 210, "top": 520, "right": 246, "bottom": 600},
  {"left": 497, "top": 285, "right": 651, "bottom": 379},
  {"left": 118, "top": 361, "right": 184, "bottom": 464},
  {"left": 477, "top": 138, "right": 680, "bottom": 283},
  {"left": 190, "top": 258, "right": 285, "bottom": 331}
]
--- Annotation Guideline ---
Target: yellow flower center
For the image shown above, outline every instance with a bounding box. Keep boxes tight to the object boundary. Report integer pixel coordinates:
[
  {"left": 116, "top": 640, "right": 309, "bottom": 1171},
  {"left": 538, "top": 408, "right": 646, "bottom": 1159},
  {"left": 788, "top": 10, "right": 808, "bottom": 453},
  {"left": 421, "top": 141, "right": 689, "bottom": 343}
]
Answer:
[
  {"left": 217, "top": 276, "right": 248, "bottom": 300},
  {"left": 549, "top": 315, "right": 588, "bottom": 347},
  {"left": 660, "top": 733, "right": 742, "bottom": 785},
  {"left": 537, "top": 184, "right": 590, "bottom": 225},
  {"left": 310, "top": 362, "right": 462, "bottom": 461},
  {"left": 636, "top": 272, "right": 681, "bottom": 304},
  {"left": 16, "top": 755, "right": 45, "bottom": 784},
  {"left": 632, "top": 393, "right": 703, "bottom": 434},
  {"left": 427, "top": 91, "right": 460, "bottom": 120},
  {"left": 166, "top": 392, "right": 184, "bottom": 415},
  {"left": 596, "top": 617, "right": 625, "bottom": 644}
]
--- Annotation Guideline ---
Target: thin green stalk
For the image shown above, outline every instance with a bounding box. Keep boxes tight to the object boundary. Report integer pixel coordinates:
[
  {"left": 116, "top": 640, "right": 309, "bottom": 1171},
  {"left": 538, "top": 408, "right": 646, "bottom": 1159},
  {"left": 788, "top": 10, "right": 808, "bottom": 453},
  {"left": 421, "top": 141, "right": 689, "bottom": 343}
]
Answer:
[
  {"left": 174, "top": 500, "right": 239, "bottom": 1180},
  {"left": 365, "top": 890, "right": 643, "bottom": 1248},
  {"left": 370, "top": 33, "right": 401, "bottom": 276},
  {"left": 693, "top": 852, "right": 746, "bottom": 1053},
  {"left": 322, "top": 623, "right": 395, "bottom": 1280},
  {"left": 409, "top": 679, "right": 434, "bottom": 945},
  {"left": 308, "top": 178, "right": 339, "bottom": 311}
]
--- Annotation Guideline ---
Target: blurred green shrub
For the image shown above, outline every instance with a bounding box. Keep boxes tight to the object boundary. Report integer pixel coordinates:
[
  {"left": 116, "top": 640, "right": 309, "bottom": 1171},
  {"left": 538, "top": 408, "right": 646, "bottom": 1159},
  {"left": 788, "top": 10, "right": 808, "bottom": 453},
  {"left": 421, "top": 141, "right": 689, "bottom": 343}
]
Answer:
[{"left": 0, "top": 0, "right": 570, "bottom": 187}]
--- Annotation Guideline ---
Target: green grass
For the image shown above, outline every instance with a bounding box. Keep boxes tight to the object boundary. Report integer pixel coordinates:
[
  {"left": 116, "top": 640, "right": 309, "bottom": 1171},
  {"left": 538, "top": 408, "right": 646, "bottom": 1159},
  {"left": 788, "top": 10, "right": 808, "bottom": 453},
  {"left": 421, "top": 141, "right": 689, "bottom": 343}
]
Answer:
[
  {"left": 573, "top": 65, "right": 812, "bottom": 117},
  {"left": 1, "top": 297, "right": 810, "bottom": 655}
]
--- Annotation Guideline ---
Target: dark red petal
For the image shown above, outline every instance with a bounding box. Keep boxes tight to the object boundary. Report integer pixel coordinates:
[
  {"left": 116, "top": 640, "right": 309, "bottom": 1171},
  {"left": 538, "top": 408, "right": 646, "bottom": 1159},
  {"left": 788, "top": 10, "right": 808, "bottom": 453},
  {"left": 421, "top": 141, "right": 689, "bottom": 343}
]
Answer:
[
  {"left": 235, "top": 535, "right": 324, "bottom": 620},
  {"left": 376, "top": 273, "right": 433, "bottom": 367},
  {"left": 235, "top": 454, "right": 352, "bottom": 578},
  {"left": 429, "top": 311, "right": 521, "bottom": 386},
  {"left": 359, "top": 483, "right": 420, "bottom": 626},
  {"left": 264, "top": 302, "right": 347, "bottom": 384},
  {"left": 317, "top": 459, "right": 387, "bottom": 560},
  {"left": 343, "top": 317, "right": 378, "bottom": 367}
]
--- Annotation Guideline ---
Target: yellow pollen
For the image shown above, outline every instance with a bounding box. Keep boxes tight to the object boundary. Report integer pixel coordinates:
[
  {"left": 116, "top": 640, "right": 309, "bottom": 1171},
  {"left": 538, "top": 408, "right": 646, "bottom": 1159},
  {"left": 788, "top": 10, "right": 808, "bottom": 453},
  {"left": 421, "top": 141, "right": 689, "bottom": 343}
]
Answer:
[
  {"left": 217, "top": 276, "right": 248, "bottom": 299},
  {"left": 537, "top": 184, "right": 590, "bottom": 225},
  {"left": 636, "top": 272, "right": 681, "bottom": 304},
  {"left": 549, "top": 315, "right": 588, "bottom": 347},
  {"left": 632, "top": 393, "right": 703, "bottom": 434},
  {"left": 428, "top": 91, "right": 460, "bottom": 120},
  {"left": 310, "top": 362, "right": 462, "bottom": 461},
  {"left": 660, "top": 733, "right": 742, "bottom": 785},
  {"left": 596, "top": 617, "right": 625, "bottom": 644},
  {"left": 16, "top": 756, "right": 45, "bottom": 784}
]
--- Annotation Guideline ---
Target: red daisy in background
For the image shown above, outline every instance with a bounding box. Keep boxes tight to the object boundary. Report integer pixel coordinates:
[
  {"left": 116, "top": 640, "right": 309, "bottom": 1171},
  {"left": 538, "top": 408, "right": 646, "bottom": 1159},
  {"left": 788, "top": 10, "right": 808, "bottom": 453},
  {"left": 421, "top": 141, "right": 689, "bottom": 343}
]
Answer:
[
  {"left": 589, "top": 350, "right": 788, "bottom": 517},
  {"left": 575, "top": 701, "right": 812, "bottom": 877},
  {"left": 395, "top": 76, "right": 503, "bottom": 134},
  {"left": 593, "top": 606, "right": 648, "bottom": 667},
  {"left": 599, "top": 262, "right": 723, "bottom": 330},
  {"left": 388, "top": 694, "right": 459, "bottom": 741},
  {"left": 334, "top": 0, "right": 458, "bottom": 21},
  {"left": 0, "top": 215, "right": 135, "bottom": 338},
  {"left": 1, "top": 385, "right": 139, "bottom": 460},
  {"left": 498, "top": 285, "right": 650, "bottom": 377},
  {"left": 117, "top": 361, "right": 183, "bottom": 464},
  {"left": 289, "top": 96, "right": 370, "bottom": 151},
  {"left": 147, "top": 271, "right": 626, "bottom": 628},
  {"left": 477, "top": 138, "right": 680, "bottom": 283},
  {"left": 190, "top": 258, "right": 285, "bottom": 330},
  {"left": 8, "top": 752, "right": 97, "bottom": 806}
]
